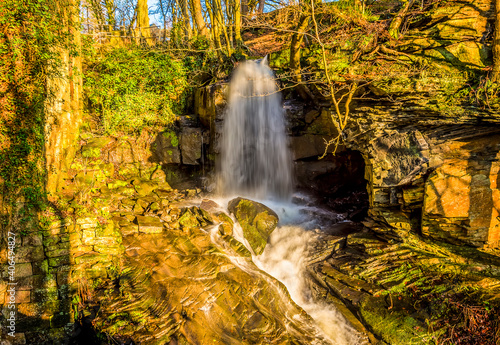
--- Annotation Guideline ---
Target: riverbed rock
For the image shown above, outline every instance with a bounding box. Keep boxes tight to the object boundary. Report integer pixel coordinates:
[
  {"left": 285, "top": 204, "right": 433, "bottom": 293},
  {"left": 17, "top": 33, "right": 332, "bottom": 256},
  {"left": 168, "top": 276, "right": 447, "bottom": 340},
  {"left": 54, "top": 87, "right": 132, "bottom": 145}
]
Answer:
[
  {"left": 136, "top": 215, "right": 163, "bottom": 234},
  {"left": 91, "top": 229, "right": 329, "bottom": 345},
  {"left": 228, "top": 197, "right": 279, "bottom": 255}
]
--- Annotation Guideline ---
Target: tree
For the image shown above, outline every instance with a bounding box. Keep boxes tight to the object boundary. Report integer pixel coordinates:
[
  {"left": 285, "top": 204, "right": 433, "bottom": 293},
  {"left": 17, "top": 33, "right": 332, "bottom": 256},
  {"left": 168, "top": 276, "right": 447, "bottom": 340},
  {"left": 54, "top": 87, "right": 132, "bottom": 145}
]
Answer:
[
  {"left": 137, "top": 0, "right": 153, "bottom": 45},
  {"left": 190, "top": 0, "right": 210, "bottom": 38},
  {"left": 492, "top": 0, "right": 500, "bottom": 82},
  {"left": 388, "top": 0, "right": 415, "bottom": 39}
]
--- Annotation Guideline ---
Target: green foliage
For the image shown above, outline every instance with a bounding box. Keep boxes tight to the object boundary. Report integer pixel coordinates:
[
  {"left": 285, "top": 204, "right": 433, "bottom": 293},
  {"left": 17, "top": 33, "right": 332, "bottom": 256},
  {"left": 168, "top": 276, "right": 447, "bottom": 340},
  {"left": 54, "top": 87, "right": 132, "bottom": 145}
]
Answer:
[
  {"left": 84, "top": 46, "right": 189, "bottom": 134},
  {"left": 0, "top": 0, "right": 71, "bottom": 218}
]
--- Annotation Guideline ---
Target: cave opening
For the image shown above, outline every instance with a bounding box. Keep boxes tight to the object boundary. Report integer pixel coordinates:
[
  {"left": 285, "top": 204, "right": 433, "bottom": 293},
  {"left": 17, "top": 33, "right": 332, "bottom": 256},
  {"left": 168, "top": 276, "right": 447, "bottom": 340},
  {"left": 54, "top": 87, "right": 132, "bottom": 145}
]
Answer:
[{"left": 295, "top": 149, "right": 369, "bottom": 222}]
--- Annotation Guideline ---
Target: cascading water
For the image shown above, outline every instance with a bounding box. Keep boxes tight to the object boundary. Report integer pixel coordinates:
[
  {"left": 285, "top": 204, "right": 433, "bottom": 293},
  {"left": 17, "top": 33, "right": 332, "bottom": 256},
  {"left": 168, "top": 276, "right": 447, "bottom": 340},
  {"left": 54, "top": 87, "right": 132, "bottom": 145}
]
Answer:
[
  {"left": 217, "top": 58, "right": 365, "bottom": 344},
  {"left": 218, "top": 57, "right": 293, "bottom": 199}
]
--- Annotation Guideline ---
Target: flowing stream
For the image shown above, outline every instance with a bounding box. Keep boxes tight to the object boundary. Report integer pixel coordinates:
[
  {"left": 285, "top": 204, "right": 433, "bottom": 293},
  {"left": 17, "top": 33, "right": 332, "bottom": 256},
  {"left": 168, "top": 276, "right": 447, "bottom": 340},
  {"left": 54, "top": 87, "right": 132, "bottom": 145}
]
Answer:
[{"left": 217, "top": 59, "right": 365, "bottom": 344}]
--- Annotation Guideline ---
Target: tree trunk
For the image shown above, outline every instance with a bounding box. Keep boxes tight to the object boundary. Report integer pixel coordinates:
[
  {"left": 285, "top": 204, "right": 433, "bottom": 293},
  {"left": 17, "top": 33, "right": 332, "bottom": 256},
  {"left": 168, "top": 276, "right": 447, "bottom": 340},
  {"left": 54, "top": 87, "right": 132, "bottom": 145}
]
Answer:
[
  {"left": 241, "top": 0, "right": 248, "bottom": 16},
  {"left": 206, "top": 0, "right": 224, "bottom": 58},
  {"left": 214, "top": 0, "right": 232, "bottom": 55},
  {"left": 159, "top": 0, "right": 168, "bottom": 42},
  {"left": 492, "top": 0, "right": 500, "bottom": 82},
  {"left": 137, "top": 0, "right": 153, "bottom": 45},
  {"left": 388, "top": 0, "right": 415, "bottom": 39},
  {"left": 89, "top": 0, "right": 106, "bottom": 30},
  {"left": 290, "top": 14, "right": 315, "bottom": 101},
  {"left": 180, "top": 0, "right": 192, "bottom": 41},
  {"left": 258, "top": 0, "right": 265, "bottom": 14},
  {"left": 104, "top": 0, "right": 115, "bottom": 31},
  {"left": 190, "top": 0, "right": 210, "bottom": 38},
  {"left": 234, "top": 0, "right": 243, "bottom": 45},
  {"left": 45, "top": 0, "right": 83, "bottom": 193}
]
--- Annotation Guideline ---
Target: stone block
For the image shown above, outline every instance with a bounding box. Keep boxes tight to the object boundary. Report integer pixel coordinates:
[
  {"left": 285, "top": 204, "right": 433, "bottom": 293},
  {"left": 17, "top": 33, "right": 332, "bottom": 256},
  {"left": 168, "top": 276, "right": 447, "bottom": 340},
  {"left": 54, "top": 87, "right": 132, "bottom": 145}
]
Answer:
[
  {"left": 93, "top": 236, "right": 119, "bottom": 247},
  {"left": 15, "top": 246, "right": 44, "bottom": 263},
  {"left": 70, "top": 245, "right": 94, "bottom": 257},
  {"left": 153, "top": 130, "right": 181, "bottom": 164},
  {"left": 121, "top": 224, "right": 139, "bottom": 236},
  {"left": 15, "top": 290, "right": 31, "bottom": 303},
  {"left": 46, "top": 247, "right": 70, "bottom": 258},
  {"left": 48, "top": 256, "right": 70, "bottom": 267},
  {"left": 73, "top": 253, "right": 111, "bottom": 265},
  {"left": 15, "top": 263, "right": 33, "bottom": 278},
  {"left": 136, "top": 216, "right": 163, "bottom": 234},
  {"left": 180, "top": 127, "right": 202, "bottom": 165},
  {"left": 81, "top": 230, "right": 96, "bottom": 245},
  {"left": 22, "top": 234, "right": 43, "bottom": 247},
  {"left": 94, "top": 245, "right": 123, "bottom": 255},
  {"left": 76, "top": 217, "right": 98, "bottom": 227}
]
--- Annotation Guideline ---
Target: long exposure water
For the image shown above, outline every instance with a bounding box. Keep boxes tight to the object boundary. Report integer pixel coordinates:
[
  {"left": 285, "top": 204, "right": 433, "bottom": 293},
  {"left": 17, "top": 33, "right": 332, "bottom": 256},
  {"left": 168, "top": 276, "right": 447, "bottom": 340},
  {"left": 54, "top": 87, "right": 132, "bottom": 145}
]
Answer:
[
  {"left": 217, "top": 59, "right": 365, "bottom": 344},
  {"left": 218, "top": 57, "right": 293, "bottom": 199}
]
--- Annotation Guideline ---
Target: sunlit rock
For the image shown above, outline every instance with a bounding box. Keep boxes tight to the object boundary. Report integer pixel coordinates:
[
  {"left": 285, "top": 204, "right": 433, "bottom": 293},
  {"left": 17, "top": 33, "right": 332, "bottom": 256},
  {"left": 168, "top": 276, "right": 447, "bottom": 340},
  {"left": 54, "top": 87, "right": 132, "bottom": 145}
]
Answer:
[{"left": 228, "top": 197, "right": 279, "bottom": 255}]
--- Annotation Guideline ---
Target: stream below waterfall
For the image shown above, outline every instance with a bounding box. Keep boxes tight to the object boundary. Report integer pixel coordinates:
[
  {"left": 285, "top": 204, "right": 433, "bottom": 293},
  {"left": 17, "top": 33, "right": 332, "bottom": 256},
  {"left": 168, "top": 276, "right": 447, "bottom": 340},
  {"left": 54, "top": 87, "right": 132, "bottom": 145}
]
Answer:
[{"left": 208, "top": 194, "right": 367, "bottom": 345}]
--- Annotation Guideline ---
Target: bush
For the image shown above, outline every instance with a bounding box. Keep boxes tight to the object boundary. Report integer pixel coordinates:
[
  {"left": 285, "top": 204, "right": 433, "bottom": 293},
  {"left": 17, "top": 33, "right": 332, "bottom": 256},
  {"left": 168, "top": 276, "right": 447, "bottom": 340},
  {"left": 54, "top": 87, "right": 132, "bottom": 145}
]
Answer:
[{"left": 84, "top": 46, "right": 189, "bottom": 134}]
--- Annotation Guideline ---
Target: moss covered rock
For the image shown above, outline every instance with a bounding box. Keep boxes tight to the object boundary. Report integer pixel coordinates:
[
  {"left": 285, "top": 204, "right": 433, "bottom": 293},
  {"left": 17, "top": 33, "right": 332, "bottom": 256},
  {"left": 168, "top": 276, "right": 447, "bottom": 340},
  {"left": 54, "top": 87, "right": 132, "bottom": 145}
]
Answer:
[
  {"left": 228, "top": 198, "right": 279, "bottom": 255},
  {"left": 81, "top": 137, "right": 112, "bottom": 158}
]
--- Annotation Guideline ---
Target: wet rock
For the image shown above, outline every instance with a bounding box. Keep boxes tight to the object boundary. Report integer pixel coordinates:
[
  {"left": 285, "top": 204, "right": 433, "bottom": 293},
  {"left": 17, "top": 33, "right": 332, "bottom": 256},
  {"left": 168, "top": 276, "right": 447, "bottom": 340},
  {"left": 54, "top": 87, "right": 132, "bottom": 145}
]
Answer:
[
  {"left": 216, "top": 212, "right": 234, "bottom": 237},
  {"left": 228, "top": 198, "right": 279, "bottom": 255},
  {"left": 135, "top": 216, "right": 163, "bottom": 234},
  {"left": 200, "top": 199, "right": 221, "bottom": 214},
  {"left": 114, "top": 186, "right": 136, "bottom": 196},
  {"left": 194, "top": 83, "right": 227, "bottom": 127},
  {"left": 93, "top": 228, "right": 328, "bottom": 345},
  {"left": 132, "top": 203, "right": 144, "bottom": 214},
  {"left": 178, "top": 207, "right": 213, "bottom": 229},
  {"left": 149, "top": 201, "right": 160, "bottom": 212},
  {"left": 178, "top": 208, "right": 201, "bottom": 229}
]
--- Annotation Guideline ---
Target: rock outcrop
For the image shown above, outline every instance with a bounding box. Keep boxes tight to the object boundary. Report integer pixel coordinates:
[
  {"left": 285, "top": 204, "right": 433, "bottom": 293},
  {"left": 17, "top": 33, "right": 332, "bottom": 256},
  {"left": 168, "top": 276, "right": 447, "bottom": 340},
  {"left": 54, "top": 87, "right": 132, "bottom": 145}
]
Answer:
[{"left": 228, "top": 198, "right": 279, "bottom": 255}]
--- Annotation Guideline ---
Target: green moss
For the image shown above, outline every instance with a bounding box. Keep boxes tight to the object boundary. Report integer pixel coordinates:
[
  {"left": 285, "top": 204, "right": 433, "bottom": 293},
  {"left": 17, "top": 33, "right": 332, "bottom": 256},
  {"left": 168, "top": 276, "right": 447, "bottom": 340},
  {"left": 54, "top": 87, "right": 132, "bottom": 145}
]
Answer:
[
  {"left": 163, "top": 130, "right": 179, "bottom": 147},
  {"left": 360, "top": 296, "right": 442, "bottom": 345}
]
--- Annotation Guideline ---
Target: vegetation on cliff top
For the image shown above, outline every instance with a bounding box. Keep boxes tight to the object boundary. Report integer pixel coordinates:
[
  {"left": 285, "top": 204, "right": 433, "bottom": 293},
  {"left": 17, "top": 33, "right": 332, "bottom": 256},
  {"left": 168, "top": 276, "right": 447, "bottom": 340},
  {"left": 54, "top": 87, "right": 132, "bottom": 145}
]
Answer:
[{"left": 84, "top": 46, "right": 189, "bottom": 134}]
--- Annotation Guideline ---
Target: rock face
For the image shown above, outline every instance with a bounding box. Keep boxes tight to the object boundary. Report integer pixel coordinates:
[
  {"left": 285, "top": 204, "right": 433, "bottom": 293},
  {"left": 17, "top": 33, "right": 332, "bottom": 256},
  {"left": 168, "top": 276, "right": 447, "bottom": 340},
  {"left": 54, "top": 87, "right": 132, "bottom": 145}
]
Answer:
[
  {"left": 228, "top": 198, "right": 279, "bottom": 255},
  {"left": 345, "top": 103, "right": 500, "bottom": 250},
  {"left": 94, "top": 231, "right": 330, "bottom": 345}
]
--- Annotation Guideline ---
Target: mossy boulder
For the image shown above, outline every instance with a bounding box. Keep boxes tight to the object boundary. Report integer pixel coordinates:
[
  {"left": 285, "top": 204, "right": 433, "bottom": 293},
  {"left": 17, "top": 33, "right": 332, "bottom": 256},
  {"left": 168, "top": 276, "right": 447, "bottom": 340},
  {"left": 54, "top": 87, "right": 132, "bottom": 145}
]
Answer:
[
  {"left": 178, "top": 206, "right": 214, "bottom": 229},
  {"left": 228, "top": 198, "right": 279, "bottom": 255}
]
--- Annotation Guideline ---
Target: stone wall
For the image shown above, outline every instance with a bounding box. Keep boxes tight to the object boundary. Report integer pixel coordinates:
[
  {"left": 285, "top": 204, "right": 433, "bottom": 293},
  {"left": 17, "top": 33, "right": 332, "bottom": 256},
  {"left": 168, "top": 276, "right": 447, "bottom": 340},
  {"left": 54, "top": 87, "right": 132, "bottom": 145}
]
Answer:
[{"left": 0, "top": 215, "right": 123, "bottom": 343}]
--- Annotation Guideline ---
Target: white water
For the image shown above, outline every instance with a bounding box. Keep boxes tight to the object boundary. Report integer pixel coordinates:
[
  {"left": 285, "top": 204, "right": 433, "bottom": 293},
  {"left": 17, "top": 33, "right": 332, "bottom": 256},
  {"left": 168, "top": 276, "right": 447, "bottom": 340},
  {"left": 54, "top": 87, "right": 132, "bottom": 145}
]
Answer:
[
  {"left": 253, "top": 204, "right": 364, "bottom": 345},
  {"left": 218, "top": 57, "right": 293, "bottom": 200},
  {"left": 216, "top": 59, "right": 365, "bottom": 344}
]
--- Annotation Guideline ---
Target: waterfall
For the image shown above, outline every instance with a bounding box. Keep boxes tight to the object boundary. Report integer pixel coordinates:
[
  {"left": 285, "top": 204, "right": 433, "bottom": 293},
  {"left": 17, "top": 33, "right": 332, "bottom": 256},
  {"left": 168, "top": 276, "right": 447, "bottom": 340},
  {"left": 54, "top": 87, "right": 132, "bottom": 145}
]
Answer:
[
  {"left": 218, "top": 57, "right": 293, "bottom": 199},
  {"left": 216, "top": 58, "right": 365, "bottom": 345}
]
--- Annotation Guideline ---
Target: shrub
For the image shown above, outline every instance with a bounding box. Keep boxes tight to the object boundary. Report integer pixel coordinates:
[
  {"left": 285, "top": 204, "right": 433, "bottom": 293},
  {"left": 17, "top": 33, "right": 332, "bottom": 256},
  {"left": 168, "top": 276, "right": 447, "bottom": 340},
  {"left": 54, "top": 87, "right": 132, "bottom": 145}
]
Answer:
[{"left": 84, "top": 46, "right": 189, "bottom": 134}]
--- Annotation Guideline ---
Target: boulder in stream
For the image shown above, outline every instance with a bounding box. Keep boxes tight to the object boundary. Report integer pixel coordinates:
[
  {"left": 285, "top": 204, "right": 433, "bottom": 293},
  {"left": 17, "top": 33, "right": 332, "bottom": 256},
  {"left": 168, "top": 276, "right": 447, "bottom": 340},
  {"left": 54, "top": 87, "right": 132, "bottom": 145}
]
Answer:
[{"left": 228, "top": 197, "right": 279, "bottom": 255}]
